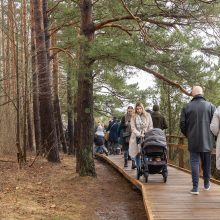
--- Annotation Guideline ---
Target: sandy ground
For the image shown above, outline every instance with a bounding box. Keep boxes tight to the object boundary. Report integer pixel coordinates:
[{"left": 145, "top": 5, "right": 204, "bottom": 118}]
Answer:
[{"left": 0, "top": 154, "right": 146, "bottom": 220}]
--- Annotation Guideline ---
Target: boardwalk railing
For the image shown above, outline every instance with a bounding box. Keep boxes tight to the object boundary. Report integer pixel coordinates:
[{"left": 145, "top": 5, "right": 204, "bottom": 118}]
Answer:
[
  {"left": 167, "top": 134, "right": 188, "bottom": 168},
  {"left": 167, "top": 134, "right": 217, "bottom": 175}
]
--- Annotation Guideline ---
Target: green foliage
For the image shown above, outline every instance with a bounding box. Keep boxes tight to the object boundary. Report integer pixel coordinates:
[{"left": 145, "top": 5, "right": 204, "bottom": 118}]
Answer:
[{"left": 50, "top": 0, "right": 220, "bottom": 122}]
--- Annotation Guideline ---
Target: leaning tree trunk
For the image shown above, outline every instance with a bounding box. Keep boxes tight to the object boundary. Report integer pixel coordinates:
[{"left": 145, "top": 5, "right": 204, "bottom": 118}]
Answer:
[
  {"left": 76, "top": 0, "right": 96, "bottom": 176},
  {"left": 32, "top": 0, "right": 60, "bottom": 162}
]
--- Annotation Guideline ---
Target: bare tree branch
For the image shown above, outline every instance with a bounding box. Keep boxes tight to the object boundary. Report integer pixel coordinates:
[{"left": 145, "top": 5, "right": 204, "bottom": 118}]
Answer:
[
  {"left": 97, "top": 24, "right": 132, "bottom": 36},
  {"left": 47, "top": 0, "right": 64, "bottom": 15}
]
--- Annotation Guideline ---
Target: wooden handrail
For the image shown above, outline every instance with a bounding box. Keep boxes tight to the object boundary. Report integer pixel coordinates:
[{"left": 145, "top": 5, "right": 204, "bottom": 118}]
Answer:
[
  {"left": 166, "top": 134, "right": 216, "bottom": 155},
  {"left": 166, "top": 134, "right": 186, "bottom": 139}
]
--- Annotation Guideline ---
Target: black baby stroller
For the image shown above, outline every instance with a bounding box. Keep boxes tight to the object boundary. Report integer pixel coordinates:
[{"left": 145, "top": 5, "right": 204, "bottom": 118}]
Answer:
[{"left": 137, "top": 128, "right": 168, "bottom": 183}]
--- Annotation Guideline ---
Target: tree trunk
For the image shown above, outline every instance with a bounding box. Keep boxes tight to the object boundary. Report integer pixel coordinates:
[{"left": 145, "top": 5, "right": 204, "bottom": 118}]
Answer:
[
  {"left": 42, "top": 0, "right": 50, "bottom": 61},
  {"left": 32, "top": 0, "right": 60, "bottom": 162},
  {"left": 30, "top": 1, "right": 41, "bottom": 153},
  {"left": 22, "top": 0, "right": 28, "bottom": 158},
  {"left": 52, "top": 34, "right": 67, "bottom": 153},
  {"left": 1, "top": 0, "right": 5, "bottom": 86},
  {"left": 76, "top": 0, "right": 96, "bottom": 176},
  {"left": 27, "top": 98, "right": 34, "bottom": 151},
  {"left": 67, "top": 60, "right": 74, "bottom": 155}
]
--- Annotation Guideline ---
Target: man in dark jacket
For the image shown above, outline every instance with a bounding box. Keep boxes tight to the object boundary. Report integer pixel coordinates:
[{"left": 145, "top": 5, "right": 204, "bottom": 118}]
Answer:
[
  {"left": 151, "top": 104, "right": 168, "bottom": 130},
  {"left": 180, "top": 86, "right": 215, "bottom": 195}
]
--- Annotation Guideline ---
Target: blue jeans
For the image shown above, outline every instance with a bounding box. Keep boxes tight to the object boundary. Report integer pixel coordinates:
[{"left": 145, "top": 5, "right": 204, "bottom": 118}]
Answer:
[
  {"left": 124, "top": 143, "right": 129, "bottom": 160},
  {"left": 135, "top": 154, "right": 141, "bottom": 169},
  {"left": 95, "top": 145, "right": 108, "bottom": 154},
  {"left": 190, "top": 152, "right": 211, "bottom": 189}
]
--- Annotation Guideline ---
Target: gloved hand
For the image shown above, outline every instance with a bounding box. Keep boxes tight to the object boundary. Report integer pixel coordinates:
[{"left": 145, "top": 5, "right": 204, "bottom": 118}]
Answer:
[{"left": 136, "top": 136, "right": 142, "bottom": 144}]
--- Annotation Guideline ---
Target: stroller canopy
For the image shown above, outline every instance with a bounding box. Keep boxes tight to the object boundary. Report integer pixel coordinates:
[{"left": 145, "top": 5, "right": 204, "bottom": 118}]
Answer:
[{"left": 143, "top": 128, "right": 167, "bottom": 148}]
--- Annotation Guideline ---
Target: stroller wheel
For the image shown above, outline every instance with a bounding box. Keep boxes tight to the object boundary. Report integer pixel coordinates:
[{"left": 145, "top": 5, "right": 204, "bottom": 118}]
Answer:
[{"left": 144, "top": 171, "right": 148, "bottom": 183}]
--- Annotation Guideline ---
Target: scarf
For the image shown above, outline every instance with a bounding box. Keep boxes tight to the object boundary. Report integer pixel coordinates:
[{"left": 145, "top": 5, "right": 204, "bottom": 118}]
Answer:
[{"left": 135, "top": 115, "right": 145, "bottom": 131}]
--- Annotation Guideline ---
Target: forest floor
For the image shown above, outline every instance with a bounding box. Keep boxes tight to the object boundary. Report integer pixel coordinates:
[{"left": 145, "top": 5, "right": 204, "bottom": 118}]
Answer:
[{"left": 0, "top": 154, "right": 146, "bottom": 220}]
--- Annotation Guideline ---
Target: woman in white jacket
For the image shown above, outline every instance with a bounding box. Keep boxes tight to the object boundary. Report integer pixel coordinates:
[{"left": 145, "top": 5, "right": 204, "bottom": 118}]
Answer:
[
  {"left": 210, "top": 106, "right": 220, "bottom": 170},
  {"left": 129, "top": 102, "right": 153, "bottom": 175}
]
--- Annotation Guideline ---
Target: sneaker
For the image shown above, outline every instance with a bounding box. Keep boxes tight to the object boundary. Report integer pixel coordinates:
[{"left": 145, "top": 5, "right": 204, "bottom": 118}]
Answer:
[
  {"left": 131, "top": 160, "right": 136, "bottom": 169},
  {"left": 124, "top": 160, "right": 128, "bottom": 168},
  {"left": 190, "top": 188, "right": 199, "bottom": 195},
  {"left": 204, "top": 183, "right": 211, "bottom": 191}
]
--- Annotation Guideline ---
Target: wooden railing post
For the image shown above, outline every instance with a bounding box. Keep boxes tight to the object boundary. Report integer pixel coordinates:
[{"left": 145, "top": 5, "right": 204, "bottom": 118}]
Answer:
[
  {"left": 168, "top": 135, "right": 172, "bottom": 160},
  {"left": 178, "top": 137, "right": 184, "bottom": 168}
]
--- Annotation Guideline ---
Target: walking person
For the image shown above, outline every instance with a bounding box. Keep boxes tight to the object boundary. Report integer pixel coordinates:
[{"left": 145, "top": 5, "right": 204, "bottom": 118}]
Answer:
[
  {"left": 108, "top": 118, "right": 120, "bottom": 154},
  {"left": 180, "top": 86, "right": 215, "bottom": 195},
  {"left": 120, "top": 106, "right": 134, "bottom": 168},
  {"left": 129, "top": 102, "right": 153, "bottom": 176},
  {"left": 210, "top": 106, "right": 220, "bottom": 170},
  {"left": 151, "top": 104, "right": 168, "bottom": 130}
]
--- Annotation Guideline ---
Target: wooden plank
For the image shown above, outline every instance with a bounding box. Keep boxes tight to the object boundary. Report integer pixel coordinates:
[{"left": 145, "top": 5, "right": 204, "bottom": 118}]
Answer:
[{"left": 96, "top": 154, "right": 220, "bottom": 220}]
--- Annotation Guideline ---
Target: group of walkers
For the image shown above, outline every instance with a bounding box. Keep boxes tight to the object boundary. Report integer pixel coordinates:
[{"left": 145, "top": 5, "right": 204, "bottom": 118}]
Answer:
[
  {"left": 94, "top": 101, "right": 168, "bottom": 173},
  {"left": 94, "top": 85, "right": 220, "bottom": 196}
]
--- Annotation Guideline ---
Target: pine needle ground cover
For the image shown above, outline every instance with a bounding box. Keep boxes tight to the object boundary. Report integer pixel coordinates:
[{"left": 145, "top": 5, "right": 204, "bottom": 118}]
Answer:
[{"left": 0, "top": 154, "right": 145, "bottom": 220}]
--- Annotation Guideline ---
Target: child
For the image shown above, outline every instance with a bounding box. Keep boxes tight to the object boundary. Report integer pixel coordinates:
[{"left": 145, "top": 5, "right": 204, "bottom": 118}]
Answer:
[{"left": 94, "top": 125, "right": 108, "bottom": 156}]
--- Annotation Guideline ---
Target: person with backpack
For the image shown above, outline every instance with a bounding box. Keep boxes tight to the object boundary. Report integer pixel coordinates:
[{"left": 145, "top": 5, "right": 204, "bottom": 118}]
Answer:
[{"left": 108, "top": 119, "right": 120, "bottom": 154}]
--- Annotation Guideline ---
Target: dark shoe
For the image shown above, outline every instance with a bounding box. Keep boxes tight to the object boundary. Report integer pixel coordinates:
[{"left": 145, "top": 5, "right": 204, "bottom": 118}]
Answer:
[
  {"left": 204, "top": 182, "right": 211, "bottom": 191},
  {"left": 131, "top": 160, "right": 136, "bottom": 169},
  {"left": 124, "top": 159, "right": 128, "bottom": 168},
  {"left": 136, "top": 168, "right": 141, "bottom": 180},
  {"left": 190, "top": 188, "right": 199, "bottom": 195},
  {"left": 128, "top": 155, "right": 131, "bottom": 161},
  {"left": 105, "top": 151, "right": 109, "bottom": 156}
]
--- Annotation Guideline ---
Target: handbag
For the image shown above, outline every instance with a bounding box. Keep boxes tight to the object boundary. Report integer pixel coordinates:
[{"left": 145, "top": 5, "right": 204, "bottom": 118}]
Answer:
[
  {"left": 122, "top": 131, "right": 130, "bottom": 138},
  {"left": 104, "top": 132, "right": 109, "bottom": 141},
  {"left": 136, "top": 136, "right": 142, "bottom": 145}
]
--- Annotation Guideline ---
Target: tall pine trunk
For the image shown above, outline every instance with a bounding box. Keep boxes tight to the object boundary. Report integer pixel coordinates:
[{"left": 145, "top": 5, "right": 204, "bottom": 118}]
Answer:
[
  {"left": 30, "top": 1, "right": 41, "bottom": 153},
  {"left": 67, "top": 60, "right": 74, "bottom": 155},
  {"left": 32, "top": 0, "right": 60, "bottom": 162},
  {"left": 1, "top": 0, "right": 5, "bottom": 86},
  {"left": 76, "top": 0, "right": 95, "bottom": 176},
  {"left": 52, "top": 34, "right": 67, "bottom": 153}
]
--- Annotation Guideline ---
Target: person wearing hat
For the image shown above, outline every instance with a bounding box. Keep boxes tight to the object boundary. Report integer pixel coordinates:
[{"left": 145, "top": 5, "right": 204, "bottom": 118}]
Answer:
[
  {"left": 94, "top": 125, "right": 108, "bottom": 155},
  {"left": 151, "top": 104, "right": 168, "bottom": 130}
]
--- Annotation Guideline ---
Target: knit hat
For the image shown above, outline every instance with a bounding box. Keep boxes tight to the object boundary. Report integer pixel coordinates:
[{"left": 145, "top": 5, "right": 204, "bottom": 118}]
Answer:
[
  {"left": 95, "top": 125, "right": 104, "bottom": 136},
  {"left": 153, "top": 104, "right": 159, "bottom": 111}
]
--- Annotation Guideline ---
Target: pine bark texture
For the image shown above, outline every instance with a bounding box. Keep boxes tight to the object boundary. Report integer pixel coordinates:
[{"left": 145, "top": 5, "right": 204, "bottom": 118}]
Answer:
[
  {"left": 30, "top": 1, "right": 42, "bottom": 152},
  {"left": 67, "top": 61, "right": 74, "bottom": 155},
  {"left": 76, "top": 0, "right": 96, "bottom": 176},
  {"left": 32, "top": 0, "right": 60, "bottom": 162},
  {"left": 52, "top": 35, "right": 67, "bottom": 153}
]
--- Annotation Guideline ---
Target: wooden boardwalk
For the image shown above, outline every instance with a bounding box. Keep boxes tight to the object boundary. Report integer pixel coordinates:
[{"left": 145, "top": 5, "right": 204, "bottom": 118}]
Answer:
[{"left": 96, "top": 154, "right": 220, "bottom": 220}]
